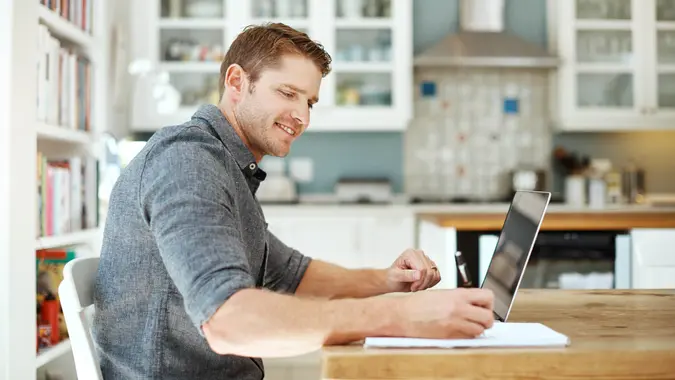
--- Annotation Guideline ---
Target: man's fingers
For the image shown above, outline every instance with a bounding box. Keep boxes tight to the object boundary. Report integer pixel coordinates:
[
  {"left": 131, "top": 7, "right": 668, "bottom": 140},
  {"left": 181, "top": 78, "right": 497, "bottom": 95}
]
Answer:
[
  {"left": 390, "top": 269, "right": 421, "bottom": 283},
  {"left": 463, "top": 288, "right": 495, "bottom": 310},
  {"left": 461, "top": 303, "right": 495, "bottom": 329},
  {"left": 447, "top": 320, "right": 486, "bottom": 339},
  {"left": 422, "top": 257, "right": 440, "bottom": 289}
]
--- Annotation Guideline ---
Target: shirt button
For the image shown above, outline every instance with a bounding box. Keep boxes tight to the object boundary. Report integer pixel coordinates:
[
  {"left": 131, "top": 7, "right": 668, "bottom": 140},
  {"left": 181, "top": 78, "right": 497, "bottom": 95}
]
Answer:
[{"left": 249, "top": 163, "right": 256, "bottom": 170}]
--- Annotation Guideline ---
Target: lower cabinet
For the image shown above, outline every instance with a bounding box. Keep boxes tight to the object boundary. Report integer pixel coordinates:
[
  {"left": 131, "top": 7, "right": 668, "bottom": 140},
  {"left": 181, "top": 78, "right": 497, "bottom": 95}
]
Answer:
[
  {"left": 263, "top": 209, "right": 416, "bottom": 271},
  {"left": 631, "top": 228, "right": 675, "bottom": 289}
]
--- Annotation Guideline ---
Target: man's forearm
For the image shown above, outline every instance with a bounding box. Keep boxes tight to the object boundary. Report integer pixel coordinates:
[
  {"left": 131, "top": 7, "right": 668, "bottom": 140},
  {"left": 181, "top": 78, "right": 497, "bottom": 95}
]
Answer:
[
  {"left": 295, "top": 259, "right": 391, "bottom": 299},
  {"left": 201, "top": 288, "right": 399, "bottom": 358}
]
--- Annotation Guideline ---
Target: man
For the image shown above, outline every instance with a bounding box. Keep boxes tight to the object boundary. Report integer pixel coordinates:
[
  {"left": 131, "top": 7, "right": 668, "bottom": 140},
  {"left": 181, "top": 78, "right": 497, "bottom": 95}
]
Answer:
[{"left": 93, "top": 23, "right": 495, "bottom": 380}]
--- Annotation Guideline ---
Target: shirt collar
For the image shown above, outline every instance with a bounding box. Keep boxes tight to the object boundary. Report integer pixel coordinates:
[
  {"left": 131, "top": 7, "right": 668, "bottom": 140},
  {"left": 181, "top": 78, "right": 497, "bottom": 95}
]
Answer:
[{"left": 192, "top": 104, "right": 267, "bottom": 182}]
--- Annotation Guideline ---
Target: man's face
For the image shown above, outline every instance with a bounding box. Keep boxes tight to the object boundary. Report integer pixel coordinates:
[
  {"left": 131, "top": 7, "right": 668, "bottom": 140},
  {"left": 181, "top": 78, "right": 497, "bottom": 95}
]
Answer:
[{"left": 233, "top": 54, "right": 322, "bottom": 159}]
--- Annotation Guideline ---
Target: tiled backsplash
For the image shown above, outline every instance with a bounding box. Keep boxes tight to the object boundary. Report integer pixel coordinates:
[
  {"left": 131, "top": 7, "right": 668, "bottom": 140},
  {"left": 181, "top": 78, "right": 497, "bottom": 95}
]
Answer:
[{"left": 404, "top": 67, "right": 552, "bottom": 201}]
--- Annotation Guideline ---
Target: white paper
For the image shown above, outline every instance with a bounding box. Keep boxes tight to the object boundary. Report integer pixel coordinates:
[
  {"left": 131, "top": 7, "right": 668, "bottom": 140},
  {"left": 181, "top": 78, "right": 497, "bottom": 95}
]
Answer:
[{"left": 364, "top": 322, "right": 570, "bottom": 349}]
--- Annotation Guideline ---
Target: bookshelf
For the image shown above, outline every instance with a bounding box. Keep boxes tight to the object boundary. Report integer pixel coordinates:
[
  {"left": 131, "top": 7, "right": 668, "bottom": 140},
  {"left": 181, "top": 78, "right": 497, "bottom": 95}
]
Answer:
[{"left": 1, "top": 0, "right": 110, "bottom": 379}]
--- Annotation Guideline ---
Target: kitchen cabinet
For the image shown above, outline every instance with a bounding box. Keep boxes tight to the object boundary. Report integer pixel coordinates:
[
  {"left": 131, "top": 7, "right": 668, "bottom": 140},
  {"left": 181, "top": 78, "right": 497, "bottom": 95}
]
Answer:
[
  {"left": 266, "top": 215, "right": 365, "bottom": 268},
  {"left": 549, "top": 0, "right": 675, "bottom": 131},
  {"left": 416, "top": 220, "right": 458, "bottom": 289},
  {"left": 631, "top": 228, "right": 675, "bottom": 289},
  {"left": 128, "top": 0, "right": 412, "bottom": 132},
  {"left": 264, "top": 208, "right": 416, "bottom": 270}
]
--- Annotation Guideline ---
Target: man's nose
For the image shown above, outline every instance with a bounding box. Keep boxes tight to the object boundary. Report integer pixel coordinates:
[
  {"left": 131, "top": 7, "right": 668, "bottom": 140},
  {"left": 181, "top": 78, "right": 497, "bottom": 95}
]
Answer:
[{"left": 291, "top": 108, "right": 309, "bottom": 128}]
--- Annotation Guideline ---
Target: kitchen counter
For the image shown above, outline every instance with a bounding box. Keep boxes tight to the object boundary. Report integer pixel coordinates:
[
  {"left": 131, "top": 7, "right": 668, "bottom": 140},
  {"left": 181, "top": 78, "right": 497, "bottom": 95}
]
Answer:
[
  {"left": 321, "top": 289, "right": 675, "bottom": 380},
  {"left": 416, "top": 204, "right": 675, "bottom": 230},
  {"left": 261, "top": 197, "right": 675, "bottom": 230}
]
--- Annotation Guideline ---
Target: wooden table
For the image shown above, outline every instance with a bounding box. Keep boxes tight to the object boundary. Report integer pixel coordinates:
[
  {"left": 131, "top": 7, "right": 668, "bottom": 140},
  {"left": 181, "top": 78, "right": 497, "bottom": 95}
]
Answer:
[{"left": 321, "top": 289, "right": 675, "bottom": 379}]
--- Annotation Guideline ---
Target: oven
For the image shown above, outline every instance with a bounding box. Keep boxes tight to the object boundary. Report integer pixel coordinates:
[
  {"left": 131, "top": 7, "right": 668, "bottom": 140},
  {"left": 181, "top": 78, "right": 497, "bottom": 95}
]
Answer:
[{"left": 461, "top": 230, "right": 632, "bottom": 289}]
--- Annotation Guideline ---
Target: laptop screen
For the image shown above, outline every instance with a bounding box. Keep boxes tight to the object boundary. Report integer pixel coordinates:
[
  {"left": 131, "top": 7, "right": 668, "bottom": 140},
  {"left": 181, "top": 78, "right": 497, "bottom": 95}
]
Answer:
[{"left": 481, "top": 190, "right": 550, "bottom": 322}]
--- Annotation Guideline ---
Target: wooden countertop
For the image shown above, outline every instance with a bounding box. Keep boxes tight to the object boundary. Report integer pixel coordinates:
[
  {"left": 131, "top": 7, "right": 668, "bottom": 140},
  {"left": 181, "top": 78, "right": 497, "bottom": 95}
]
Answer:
[
  {"left": 321, "top": 289, "right": 675, "bottom": 380},
  {"left": 419, "top": 208, "right": 675, "bottom": 230}
]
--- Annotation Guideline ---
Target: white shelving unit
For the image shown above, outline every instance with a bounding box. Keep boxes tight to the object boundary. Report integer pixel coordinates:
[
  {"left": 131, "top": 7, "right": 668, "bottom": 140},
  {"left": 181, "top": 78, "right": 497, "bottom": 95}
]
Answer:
[
  {"left": 128, "top": 0, "right": 412, "bottom": 133},
  {"left": 1, "top": 0, "right": 110, "bottom": 379},
  {"left": 36, "top": 340, "right": 73, "bottom": 369}
]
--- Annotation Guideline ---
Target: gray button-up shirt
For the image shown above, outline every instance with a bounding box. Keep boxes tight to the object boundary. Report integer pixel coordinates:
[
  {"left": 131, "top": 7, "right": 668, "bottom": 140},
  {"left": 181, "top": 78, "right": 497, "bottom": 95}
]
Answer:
[{"left": 93, "top": 104, "right": 312, "bottom": 379}]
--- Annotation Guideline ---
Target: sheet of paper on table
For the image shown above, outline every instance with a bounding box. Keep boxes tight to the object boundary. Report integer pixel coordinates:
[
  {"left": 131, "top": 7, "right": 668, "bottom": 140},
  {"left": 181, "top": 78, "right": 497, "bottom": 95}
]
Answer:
[{"left": 364, "top": 322, "right": 570, "bottom": 349}]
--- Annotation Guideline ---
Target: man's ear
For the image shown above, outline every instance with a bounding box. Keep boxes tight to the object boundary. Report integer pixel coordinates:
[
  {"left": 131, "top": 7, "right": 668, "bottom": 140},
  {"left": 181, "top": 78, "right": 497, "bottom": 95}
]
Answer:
[{"left": 224, "top": 64, "right": 246, "bottom": 101}]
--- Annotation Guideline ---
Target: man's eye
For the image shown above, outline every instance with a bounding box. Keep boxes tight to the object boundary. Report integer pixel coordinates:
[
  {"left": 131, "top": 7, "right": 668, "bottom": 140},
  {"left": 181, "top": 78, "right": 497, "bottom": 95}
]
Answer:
[
  {"left": 280, "top": 90, "right": 294, "bottom": 98},
  {"left": 308, "top": 103, "right": 313, "bottom": 110}
]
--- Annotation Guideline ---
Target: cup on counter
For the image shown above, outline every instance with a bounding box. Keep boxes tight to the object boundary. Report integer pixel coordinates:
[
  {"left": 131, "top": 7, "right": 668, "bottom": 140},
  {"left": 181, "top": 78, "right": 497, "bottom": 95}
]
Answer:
[
  {"left": 565, "top": 175, "right": 586, "bottom": 207},
  {"left": 588, "top": 177, "right": 606, "bottom": 209}
]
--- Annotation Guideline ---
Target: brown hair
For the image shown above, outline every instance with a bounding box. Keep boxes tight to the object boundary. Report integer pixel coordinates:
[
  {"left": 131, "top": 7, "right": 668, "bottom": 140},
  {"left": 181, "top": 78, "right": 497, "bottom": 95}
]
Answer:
[{"left": 219, "top": 23, "right": 332, "bottom": 97}]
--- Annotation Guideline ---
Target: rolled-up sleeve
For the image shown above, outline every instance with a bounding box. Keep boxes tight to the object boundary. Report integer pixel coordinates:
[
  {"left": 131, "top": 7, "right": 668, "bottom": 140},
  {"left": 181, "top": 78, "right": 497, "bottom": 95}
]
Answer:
[
  {"left": 263, "top": 231, "right": 312, "bottom": 294},
  {"left": 139, "top": 129, "right": 255, "bottom": 332}
]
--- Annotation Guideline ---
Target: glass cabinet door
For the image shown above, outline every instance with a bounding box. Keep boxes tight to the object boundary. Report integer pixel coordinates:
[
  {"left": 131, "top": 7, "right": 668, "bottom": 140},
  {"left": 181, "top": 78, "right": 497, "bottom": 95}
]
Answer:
[
  {"left": 157, "top": 0, "right": 226, "bottom": 112},
  {"left": 333, "top": 0, "right": 393, "bottom": 108},
  {"left": 572, "top": 0, "right": 638, "bottom": 111},
  {"left": 655, "top": 0, "right": 675, "bottom": 111},
  {"left": 250, "top": 0, "right": 310, "bottom": 32}
]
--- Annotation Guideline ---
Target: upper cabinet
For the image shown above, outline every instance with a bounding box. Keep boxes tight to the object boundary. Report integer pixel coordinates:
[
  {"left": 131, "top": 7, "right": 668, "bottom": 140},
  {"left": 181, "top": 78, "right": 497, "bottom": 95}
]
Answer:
[
  {"left": 128, "top": 0, "right": 412, "bottom": 132},
  {"left": 549, "top": 0, "right": 675, "bottom": 131}
]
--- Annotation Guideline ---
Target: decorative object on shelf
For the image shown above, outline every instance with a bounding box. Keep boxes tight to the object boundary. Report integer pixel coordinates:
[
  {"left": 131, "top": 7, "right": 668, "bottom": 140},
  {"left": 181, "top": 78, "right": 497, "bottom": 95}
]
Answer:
[
  {"left": 185, "top": 0, "right": 223, "bottom": 18},
  {"left": 164, "top": 38, "right": 224, "bottom": 62},
  {"left": 338, "top": 0, "right": 390, "bottom": 18},
  {"left": 165, "top": 0, "right": 183, "bottom": 18},
  {"left": 128, "top": 59, "right": 182, "bottom": 115},
  {"left": 36, "top": 249, "right": 76, "bottom": 352}
]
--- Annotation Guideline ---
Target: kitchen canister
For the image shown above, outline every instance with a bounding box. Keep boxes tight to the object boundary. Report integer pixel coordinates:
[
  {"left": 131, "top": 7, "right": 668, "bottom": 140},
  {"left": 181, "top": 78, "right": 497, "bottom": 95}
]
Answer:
[{"left": 565, "top": 175, "right": 586, "bottom": 206}]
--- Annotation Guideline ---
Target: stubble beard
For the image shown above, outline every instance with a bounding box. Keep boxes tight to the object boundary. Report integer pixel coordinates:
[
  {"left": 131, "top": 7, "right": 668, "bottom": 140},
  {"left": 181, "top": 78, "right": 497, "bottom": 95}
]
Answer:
[{"left": 234, "top": 98, "right": 287, "bottom": 158}]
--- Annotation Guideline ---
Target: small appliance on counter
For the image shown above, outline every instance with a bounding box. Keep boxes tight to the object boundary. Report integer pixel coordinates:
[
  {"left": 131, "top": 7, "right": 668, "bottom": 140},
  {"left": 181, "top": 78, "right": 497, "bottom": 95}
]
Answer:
[
  {"left": 509, "top": 167, "right": 547, "bottom": 194},
  {"left": 255, "top": 159, "right": 298, "bottom": 204},
  {"left": 334, "top": 177, "right": 393, "bottom": 204}
]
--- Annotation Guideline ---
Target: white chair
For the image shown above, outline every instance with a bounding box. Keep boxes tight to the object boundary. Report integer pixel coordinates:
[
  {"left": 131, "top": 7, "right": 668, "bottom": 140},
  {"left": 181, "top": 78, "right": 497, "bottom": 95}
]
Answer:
[{"left": 58, "top": 257, "right": 103, "bottom": 380}]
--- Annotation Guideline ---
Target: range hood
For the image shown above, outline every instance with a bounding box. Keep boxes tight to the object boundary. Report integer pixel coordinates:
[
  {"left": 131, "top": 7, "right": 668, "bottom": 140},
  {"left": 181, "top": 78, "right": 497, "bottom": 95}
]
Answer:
[{"left": 414, "top": 0, "right": 559, "bottom": 68}]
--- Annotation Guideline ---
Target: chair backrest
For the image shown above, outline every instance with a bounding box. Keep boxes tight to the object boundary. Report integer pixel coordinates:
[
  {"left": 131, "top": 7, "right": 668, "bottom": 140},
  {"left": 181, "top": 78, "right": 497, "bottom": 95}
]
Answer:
[{"left": 58, "top": 257, "right": 103, "bottom": 380}]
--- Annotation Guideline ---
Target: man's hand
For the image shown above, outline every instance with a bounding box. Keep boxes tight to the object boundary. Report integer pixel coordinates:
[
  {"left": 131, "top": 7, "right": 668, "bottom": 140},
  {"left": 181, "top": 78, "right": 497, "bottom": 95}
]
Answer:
[
  {"left": 393, "top": 288, "right": 495, "bottom": 339},
  {"left": 386, "top": 248, "right": 441, "bottom": 293}
]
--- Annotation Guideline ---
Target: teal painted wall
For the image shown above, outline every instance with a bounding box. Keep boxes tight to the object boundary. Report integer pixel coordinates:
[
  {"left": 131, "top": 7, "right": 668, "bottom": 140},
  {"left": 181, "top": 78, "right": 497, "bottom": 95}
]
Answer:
[{"left": 286, "top": 0, "right": 549, "bottom": 193}]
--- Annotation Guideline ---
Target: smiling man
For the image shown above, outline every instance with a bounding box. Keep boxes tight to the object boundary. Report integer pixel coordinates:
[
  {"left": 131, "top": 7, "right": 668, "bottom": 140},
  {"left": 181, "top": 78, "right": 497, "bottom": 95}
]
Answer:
[{"left": 92, "top": 23, "right": 494, "bottom": 380}]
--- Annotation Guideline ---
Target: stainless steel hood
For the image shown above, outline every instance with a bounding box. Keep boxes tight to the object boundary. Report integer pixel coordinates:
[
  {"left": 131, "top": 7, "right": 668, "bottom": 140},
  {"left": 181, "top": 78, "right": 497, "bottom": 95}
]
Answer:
[{"left": 414, "top": 0, "right": 559, "bottom": 68}]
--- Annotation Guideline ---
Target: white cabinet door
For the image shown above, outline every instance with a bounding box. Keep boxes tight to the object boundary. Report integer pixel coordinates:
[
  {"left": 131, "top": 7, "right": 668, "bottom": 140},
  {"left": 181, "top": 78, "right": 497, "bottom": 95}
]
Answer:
[
  {"left": 416, "top": 221, "right": 457, "bottom": 289},
  {"left": 307, "top": 0, "right": 413, "bottom": 131},
  {"left": 550, "top": 0, "right": 675, "bottom": 130},
  {"left": 266, "top": 215, "right": 364, "bottom": 268},
  {"left": 643, "top": 0, "right": 675, "bottom": 121},
  {"left": 478, "top": 234, "right": 499, "bottom": 287},
  {"left": 360, "top": 214, "right": 415, "bottom": 270},
  {"left": 631, "top": 228, "right": 675, "bottom": 288},
  {"left": 550, "top": 0, "right": 652, "bottom": 131}
]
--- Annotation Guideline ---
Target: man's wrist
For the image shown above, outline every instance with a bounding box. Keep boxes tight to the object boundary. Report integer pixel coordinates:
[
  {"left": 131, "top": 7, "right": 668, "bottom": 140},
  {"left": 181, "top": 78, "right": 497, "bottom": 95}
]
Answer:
[
  {"left": 324, "top": 292, "right": 403, "bottom": 344},
  {"left": 367, "top": 268, "right": 392, "bottom": 294}
]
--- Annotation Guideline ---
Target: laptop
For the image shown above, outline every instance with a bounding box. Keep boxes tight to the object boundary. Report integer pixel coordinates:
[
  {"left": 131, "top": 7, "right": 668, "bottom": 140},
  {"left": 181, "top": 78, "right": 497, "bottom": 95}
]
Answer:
[{"left": 480, "top": 190, "right": 551, "bottom": 322}]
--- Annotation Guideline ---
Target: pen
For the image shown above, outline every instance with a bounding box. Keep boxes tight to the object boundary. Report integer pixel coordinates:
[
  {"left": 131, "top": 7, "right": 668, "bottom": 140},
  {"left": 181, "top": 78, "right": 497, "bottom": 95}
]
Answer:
[{"left": 455, "top": 251, "right": 473, "bottom": 288}]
